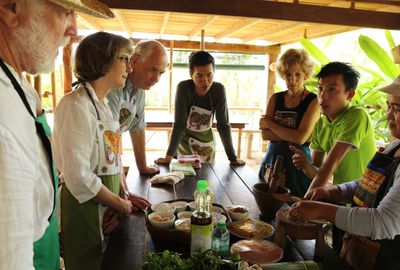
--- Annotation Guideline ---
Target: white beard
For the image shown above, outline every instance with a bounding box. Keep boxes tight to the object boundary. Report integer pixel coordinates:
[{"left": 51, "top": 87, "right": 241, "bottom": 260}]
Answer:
[{"left": 12, "top": 11, "right": 60, "bottom": 74}]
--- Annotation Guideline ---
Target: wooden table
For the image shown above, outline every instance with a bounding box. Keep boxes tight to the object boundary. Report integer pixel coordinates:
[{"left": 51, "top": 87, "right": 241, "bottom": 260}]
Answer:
[
  {"left": 102, "top": 163, "right": 350, "bottom": 270},
  {"left": 146, "top": 116, "right": 247, "bottom": 158}
]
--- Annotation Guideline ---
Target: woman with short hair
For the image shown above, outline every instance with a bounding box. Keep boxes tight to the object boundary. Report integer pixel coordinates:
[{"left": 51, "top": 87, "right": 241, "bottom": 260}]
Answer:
[
  {"left": 53, "top": 32, "right": 134, "bottom": 270},
  {"left": 259, "top": 48, "right": 320, "bottom": 197}
]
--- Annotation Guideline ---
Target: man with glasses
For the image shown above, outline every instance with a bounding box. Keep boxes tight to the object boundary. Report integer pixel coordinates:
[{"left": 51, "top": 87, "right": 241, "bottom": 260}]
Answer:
[
  {"left": 0, "top": 0, "right": 114, "bottom": 269},
  {"left": 107, "top": 40, "right": 167, "bottom": 209},
  {"left": 290, "top": 61, "right": 377, "bottom": 252}
]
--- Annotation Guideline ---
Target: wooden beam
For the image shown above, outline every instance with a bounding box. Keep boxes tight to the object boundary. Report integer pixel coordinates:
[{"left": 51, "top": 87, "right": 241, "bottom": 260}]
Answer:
[
  {"left": 102, "top": 0, "right": 400, "bottom": 30},
  {"left": 130, "top": 38, "right": 281, "bottom": 54},
  {"left": 346, "top": 0, "right": 400, "bottom": 7},
  {"left": 113, "top": 9, "right": 131, "bottom": 36},
  {"left": 243, "top": 22, "right": 300, "bottom": 43},
  {"left": 160, "top": 12, "right": 170, "bottom": 39},
  {"left": 189, "top": 15, "right": 218, "bottom": 40},
  {"left": 215, "top": 18, "right": 261, "bottom": 41},
  {"left": 77, "top": 15, "right": 102, "bottom": 31}
]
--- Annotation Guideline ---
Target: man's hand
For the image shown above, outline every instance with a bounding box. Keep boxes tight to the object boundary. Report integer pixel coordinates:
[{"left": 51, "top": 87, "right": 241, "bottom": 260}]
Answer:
[
  {"left": 304, "top": 186, "right": 332, "bottom": 201},
  {"left": 230, "top": 159, "right": 246, "bottom": 166},
  {"left": 117, "top": 197, "right": 132, "bottom": 216},
  {"left": 288, "top": 200, "right": 322, "bottom": 223},
  {"left": 139, "top": 164, "right": 159, "bottom": 175},
  {"left": 128, "top": 193, "right": 151, "bottom": 211},
  {"left": 290, "top": 145, "right": 309, "bottom": 170},
  {"left": 102, "top": 208, "right": 120, "bottom": 234},
  {"left": 155, "top": 155, "right": 173, "bottom": 164}
]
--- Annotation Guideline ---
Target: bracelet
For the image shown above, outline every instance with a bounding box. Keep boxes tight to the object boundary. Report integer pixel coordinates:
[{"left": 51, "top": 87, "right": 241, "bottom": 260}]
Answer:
[{"left": 119, "top": 191, "right": 129, "bottom": 197}]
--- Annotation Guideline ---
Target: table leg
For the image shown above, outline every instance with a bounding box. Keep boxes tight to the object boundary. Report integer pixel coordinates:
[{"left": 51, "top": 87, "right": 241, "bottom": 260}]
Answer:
[
  {"left": 274, "top": 223, "right": 286, "bottom": 250},
  {"left": 237, "top": 128, "right": 243, "bottom": 159}
]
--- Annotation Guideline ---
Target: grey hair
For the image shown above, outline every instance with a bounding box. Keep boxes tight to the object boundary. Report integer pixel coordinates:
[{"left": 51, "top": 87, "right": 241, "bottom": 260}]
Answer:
[{"left": 133, "top": 40, "right": 166, "bottom": 61}]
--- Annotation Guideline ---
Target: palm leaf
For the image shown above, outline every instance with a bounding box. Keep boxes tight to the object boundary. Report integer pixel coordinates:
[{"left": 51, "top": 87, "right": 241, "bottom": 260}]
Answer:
[{"left": 300, "top": 38, "right": 330, "bottom": 65}]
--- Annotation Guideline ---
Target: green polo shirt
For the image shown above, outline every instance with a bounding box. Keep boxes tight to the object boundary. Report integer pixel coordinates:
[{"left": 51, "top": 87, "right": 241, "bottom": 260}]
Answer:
[{"left": 310, "top": 105, "right": 376, "bottom": 185}]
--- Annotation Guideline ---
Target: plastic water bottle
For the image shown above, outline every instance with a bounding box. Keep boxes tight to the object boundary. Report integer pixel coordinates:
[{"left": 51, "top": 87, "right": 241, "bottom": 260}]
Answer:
[
  {"left": 211, "top": 220, "right": 230, "bottom": 253},
  {"left": 191, "top": 180, "right": 212, "bottom": 253},
  {"left": 194, "top": 179, "right": 214, "bottom": 213}
]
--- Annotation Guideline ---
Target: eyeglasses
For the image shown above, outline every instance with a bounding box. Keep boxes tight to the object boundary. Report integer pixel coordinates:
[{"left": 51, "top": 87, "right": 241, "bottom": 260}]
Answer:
[
  {"left": 118, "top": 56, "right": 131, "bottom": 65},
  {"left": 386, "top": 101, "right": 400, "bottom": 113}
]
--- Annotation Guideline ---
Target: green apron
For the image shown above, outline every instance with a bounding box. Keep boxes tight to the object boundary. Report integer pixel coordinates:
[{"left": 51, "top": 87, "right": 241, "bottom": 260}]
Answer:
[
  {"left": 61, "top": 84, "right": 122, "bottom": 270},
  {"left": 33, "top": 112, "right": 60, "bottom": 270},
  {"left": 0, "top": 60, "right": 59, "bottom": 269},
  {"left": 178, "top": 96, "right": 216, "bottom": 163}
]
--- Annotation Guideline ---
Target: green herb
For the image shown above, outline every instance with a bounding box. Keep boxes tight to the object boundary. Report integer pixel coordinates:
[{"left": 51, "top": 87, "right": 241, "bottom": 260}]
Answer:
[{"left": 140, "top": 250, "right": 241, "bottom": 270}]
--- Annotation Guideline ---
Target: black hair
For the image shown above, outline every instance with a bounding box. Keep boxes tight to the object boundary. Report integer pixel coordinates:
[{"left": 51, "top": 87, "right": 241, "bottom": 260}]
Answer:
[
  {"left": 188, "top": 51, "right": 215, "bottom": 74},
  {"left": 316, "top": 61, "right": 360, "bottom": 91}
]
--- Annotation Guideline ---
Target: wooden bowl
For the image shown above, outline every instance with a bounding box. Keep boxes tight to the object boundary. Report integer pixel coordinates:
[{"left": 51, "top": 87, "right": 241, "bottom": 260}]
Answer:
[{"left": 252, "top": 183, "right": 289, "bottom": 218}]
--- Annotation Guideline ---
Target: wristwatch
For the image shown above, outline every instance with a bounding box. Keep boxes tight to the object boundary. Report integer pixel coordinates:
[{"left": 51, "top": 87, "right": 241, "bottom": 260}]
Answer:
[{"left": 120, "top": 190, "right": 129, "bottom": 197}]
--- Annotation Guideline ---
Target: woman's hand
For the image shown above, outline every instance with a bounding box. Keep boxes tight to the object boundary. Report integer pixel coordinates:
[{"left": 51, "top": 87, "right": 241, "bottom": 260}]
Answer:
[
  {"left": 102, "top": 208, "right": 120, "bottom": 234},
  {"left": 128, "top": 193, "right": 151, "bottom": 211},
  {"left": 230, "top": 159, "right": 246, "bottom": 166},
  {"left": 288, "top": 200, "right": 322, "bottom": 223},
  {"left": 304, "top": 186, "right": 331, "bottom": 201},
  {"left": 155, "top": 155, "right": 173, "bottom": 164},
  {"left": 259, "top": 115, "right": 273, "bottom": 129},
  {"left": 117, "top": 197, "right": 133, "bottom": 216}
]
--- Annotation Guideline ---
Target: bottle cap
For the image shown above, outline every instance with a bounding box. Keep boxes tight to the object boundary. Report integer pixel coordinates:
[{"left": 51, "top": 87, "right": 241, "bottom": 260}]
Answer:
[
  {"left": 197, "top": 180, "right": 207, "bottom": 192},
  {"left": 216, "top": 220, "right": 226, "bottom": 229}
]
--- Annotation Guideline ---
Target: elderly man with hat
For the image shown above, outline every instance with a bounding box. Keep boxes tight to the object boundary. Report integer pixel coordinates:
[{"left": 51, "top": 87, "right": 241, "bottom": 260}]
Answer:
[
  {"left": 288, "top": 75, "right": 400, "bottom": 270},
  {"left": 0, "top": 0, "right": 113, "bottom": 269}
]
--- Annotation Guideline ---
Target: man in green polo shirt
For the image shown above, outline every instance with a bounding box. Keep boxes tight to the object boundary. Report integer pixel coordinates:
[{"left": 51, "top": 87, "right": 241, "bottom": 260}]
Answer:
[
  {"left": 291, "top": 61, "right": 376, "bottom": 190},
  {"left": 290, "top": 61, "right": 377, "bottom": 253}
]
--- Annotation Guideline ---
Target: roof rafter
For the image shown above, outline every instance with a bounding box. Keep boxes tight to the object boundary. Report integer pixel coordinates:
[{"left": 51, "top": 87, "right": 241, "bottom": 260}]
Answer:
[
  {"left": 77, "top": 16, "right": 102, "bottom": 31},
  {"left": 189, "top": 15, "right": 218, "bottom": 40},
  {"left": 101, "top": 0, "right": 400, "bottom": 30},
  {"left": 243, "top": 21, "right": 300, "bottom": 43},
  {"left": 159, "top": 12, "right": 170, "bottom": 39},
  {"left": 215, "top": 18, "right": 261, "bottom": 41},
  {"left": 113, "top": 9, "right": 131, "bottom": 36}
]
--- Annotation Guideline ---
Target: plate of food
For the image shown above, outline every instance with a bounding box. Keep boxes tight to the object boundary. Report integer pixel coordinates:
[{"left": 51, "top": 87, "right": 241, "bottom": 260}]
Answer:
[
  {"left": 227, "top": 219, "right": 274, "bottom": 239},
  {"left": 230, "top": 239, "right": 283, "bottom": 265}
]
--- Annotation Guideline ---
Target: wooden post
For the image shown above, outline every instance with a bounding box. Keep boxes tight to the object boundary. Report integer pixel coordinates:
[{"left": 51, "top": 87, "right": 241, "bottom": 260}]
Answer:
[
  {"left": 200, "top": 29, "right": 205, "bottom": 50},
  {"left": 25, "top": 74, "right": 32, "bottom": 85},
  {"left": 392, "top": 45, "right": 400, "bottom": 64},
  {"left": 169, "top": 40, "right": 174, "bottom": 114},
  {"left": 34, "top": 75, "right": 41, "bottom": 97},
  {"left": 63, "top": 41, "right": 73, "bottom": 94},
  {"left": 266, "top": 52, "right": 279, "bottom": 112},
  {"left": 51, "top": 71, "right": 57, "bottom": 112}
]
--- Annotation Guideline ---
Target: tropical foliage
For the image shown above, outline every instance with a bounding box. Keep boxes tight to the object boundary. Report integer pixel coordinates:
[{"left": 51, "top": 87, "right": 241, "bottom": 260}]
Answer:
[{"left": 299, "top": 31, "right": 400, "bottom": 143}]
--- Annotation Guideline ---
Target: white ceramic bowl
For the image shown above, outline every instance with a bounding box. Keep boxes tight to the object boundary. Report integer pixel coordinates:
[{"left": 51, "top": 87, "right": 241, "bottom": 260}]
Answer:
[
  {"left": 148, "top": 212, "right": 176, "bottom": 229},
  {"left": 151, "top": 202, "right": 176, "bottom": 215},
  {"left": 177, "top": 211, "right": 193, "bottom": 219},
  {"left": 212, "top": 205, "right": 223, "bottom": 214},
  {"left": 171, "top": 201, "right": 188, "bottom": 213},
  {"left": 226, "top": 205, "right": 249, "bottom": 221},
  {"left": 174, "top": 218, "right": 191, "bottom": 233}
]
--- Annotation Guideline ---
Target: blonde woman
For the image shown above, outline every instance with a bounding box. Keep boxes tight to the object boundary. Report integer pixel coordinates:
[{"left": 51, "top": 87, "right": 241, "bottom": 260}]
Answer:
[{"left": 259, "top": 48, "right": 320, "bottom": 197}]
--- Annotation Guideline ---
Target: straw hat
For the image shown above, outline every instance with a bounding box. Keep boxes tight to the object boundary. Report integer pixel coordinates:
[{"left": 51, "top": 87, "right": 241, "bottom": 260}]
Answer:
[
  {"left": 379, "top": 75, "right": 400, "bottom": 96},
  {"left": 49, "top": 0, "right": 114, "bottom": 19}
]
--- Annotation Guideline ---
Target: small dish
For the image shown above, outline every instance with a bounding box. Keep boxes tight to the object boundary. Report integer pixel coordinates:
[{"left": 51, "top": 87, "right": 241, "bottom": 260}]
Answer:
[
  {"left": 151, "top": 202, "right": 175, "bottom": 214},
  {"left": 177, "top": 211, "right": 193, "bottom": 219},
  {"left": 226, "top": 205, "right": 249, "bottom": 221},
  {"left": 227, "top": 219, "right": 274, "bottom": 239},
  {"left": 188, "top": 201, "right": 196, "bottom": 211},
  {"left": 212, "top": 205, "right": 223, "bottom": 214},
  {"left": 174, "top": 218, "right": 191, "bottom": 233},
  {"left": 148, "top": 212, "right": 176, "bottom": 229},
  {"left": 171, "top": 201, "right": 188, "bottom": 213}
]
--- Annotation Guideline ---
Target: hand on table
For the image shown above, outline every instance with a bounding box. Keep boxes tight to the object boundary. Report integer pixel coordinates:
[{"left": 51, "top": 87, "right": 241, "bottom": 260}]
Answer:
[
  {"left": 230, "top": 159, "right": 246, "bottom": 166},
  {"left": 139, "top": 164, "right": 160, "bottom": 175},
  {"left": 128, "top": 193, "right": 151, "bottom": 211},
  {"left": 102, "top": 208, "right": 120, "bottom": 234},
  {"left": 155, "top": 155, "right": 173, "bottom": 165},
  {"left": 290, "top": 145, "right": 309, "bottom": 170}
]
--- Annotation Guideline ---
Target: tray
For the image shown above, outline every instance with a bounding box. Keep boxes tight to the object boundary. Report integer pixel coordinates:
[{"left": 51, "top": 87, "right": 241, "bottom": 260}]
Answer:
[{"left": 145, "top": 199, "right": 231, "bottom": 249}]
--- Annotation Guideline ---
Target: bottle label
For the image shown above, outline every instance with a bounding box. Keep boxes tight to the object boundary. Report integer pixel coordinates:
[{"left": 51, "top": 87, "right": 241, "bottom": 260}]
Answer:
[{"left": 191, "top": 224, "right": 212, "bottom": 252}]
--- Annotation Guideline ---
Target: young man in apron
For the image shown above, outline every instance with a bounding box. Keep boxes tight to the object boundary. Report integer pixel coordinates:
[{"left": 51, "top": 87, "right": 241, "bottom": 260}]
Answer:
[
  {"left": 156, "top": 51, "right": 245, "bottom": 165},
  {"left": 0, "top": 1, "right": 113, "bottom": 269}
]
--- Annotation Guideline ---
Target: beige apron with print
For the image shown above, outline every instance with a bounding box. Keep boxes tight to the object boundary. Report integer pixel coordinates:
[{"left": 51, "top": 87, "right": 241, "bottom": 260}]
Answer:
[
  {"left": 178, "top": 105, "right": 216, "bottom": 163},
  {"left": 61, "top": 87, "right": 121, "bottom": 270}
]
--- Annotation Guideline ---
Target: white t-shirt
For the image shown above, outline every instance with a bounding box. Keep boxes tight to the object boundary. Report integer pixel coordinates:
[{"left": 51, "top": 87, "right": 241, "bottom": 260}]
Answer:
[{"left": 0, "top": 63, "right": 53, "bottom": 269}]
